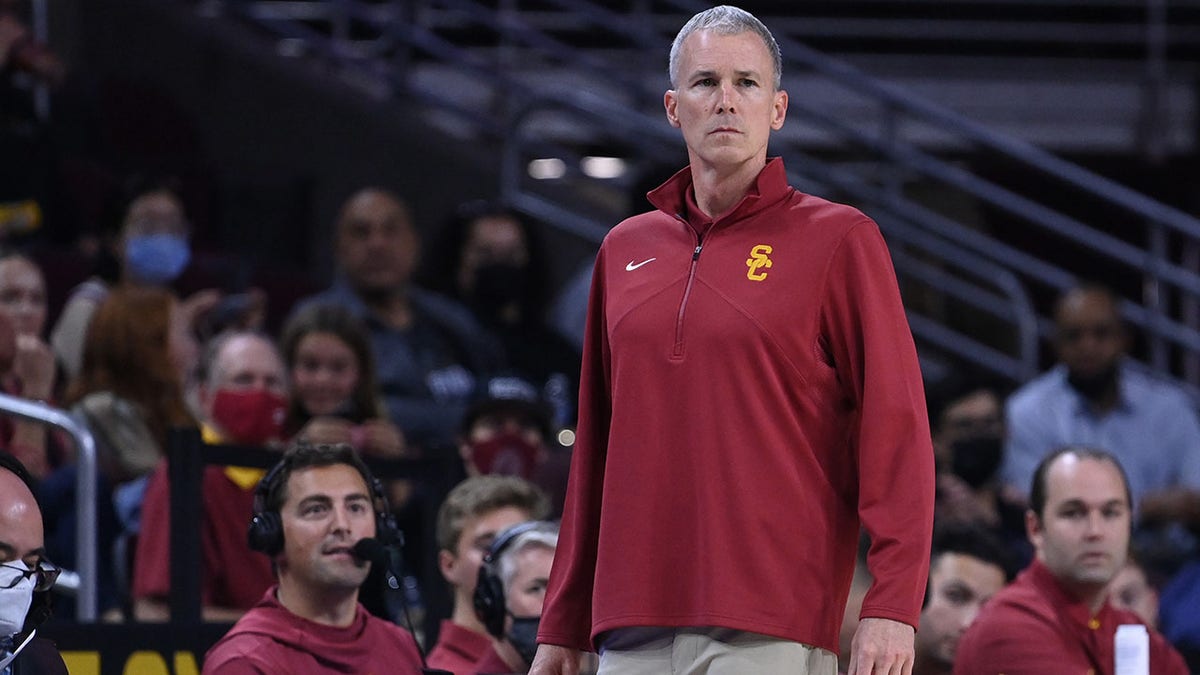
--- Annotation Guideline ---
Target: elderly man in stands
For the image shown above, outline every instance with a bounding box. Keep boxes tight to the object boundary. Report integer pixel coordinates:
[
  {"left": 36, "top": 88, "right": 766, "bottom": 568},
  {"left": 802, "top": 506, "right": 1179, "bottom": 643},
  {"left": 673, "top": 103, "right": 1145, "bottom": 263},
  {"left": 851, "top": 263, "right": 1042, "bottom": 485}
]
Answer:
[
  {"left": 293, "top": 187, "right": 502, "bottom": 453},
  {"left": 132, "top": 330, "right": 288, "bottom": 621},
  {"left": 1003, "top": 283, "right": 1200, "bottom": 529}
]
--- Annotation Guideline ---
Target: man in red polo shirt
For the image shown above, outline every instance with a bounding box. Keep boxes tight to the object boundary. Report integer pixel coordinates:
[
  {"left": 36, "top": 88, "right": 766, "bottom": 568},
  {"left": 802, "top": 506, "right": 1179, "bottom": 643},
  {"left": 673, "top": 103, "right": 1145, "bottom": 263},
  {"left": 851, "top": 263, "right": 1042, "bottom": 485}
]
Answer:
[{"left": 954, "top": 447, "right": 1187, "bottom": 674}]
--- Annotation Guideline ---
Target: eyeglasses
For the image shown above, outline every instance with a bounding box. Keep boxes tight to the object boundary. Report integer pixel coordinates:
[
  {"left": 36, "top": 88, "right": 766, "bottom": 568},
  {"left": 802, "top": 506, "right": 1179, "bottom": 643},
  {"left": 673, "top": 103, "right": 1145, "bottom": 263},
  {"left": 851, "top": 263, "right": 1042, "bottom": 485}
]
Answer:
[{"left": 0, "top": 560, "right": 61, "bottom": 592}]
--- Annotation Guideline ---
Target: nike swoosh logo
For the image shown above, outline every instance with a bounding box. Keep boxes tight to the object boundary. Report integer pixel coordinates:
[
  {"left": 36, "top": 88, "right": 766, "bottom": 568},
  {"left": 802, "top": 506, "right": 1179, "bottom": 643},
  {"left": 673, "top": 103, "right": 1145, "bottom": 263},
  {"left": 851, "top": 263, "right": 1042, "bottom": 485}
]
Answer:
[{"left": 625, "top": 258, "right": 656, "bottom": 271}]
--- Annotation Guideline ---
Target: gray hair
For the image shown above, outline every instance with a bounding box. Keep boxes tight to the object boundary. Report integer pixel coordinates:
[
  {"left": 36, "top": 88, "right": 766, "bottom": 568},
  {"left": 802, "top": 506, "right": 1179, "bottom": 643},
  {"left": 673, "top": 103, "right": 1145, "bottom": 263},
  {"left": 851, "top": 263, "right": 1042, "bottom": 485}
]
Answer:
[
  {"left": 497, "top": 521, "right": 559, "bottom": 591},
  {"left": 200, "top": 329, "right": 281, "bottom": 391},
  {"left": 668, "top": 5, "right": 782, "bottom": 90}
]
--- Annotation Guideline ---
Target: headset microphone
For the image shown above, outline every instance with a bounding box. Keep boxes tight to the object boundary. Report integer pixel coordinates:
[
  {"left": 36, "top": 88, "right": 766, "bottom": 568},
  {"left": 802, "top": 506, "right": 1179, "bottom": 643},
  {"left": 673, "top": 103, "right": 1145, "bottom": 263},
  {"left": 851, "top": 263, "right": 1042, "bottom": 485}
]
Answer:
[
  {"left": 352, "top": 537, "right": 386, "bottom": 565},
  {"left": 351, "top": 536, "right": 451, "bottom": 675}
]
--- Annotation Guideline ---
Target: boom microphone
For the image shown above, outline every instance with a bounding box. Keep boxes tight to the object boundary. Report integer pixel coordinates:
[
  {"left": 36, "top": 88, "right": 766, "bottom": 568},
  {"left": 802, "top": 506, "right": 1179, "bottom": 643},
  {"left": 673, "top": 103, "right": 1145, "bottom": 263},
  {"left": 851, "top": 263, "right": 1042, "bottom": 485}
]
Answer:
[
  {"left": 351, "top": 537, "right": 451, "bottom": 674},
  {"left": 352, "top": 537, "right": 387, "bottom": 564}
]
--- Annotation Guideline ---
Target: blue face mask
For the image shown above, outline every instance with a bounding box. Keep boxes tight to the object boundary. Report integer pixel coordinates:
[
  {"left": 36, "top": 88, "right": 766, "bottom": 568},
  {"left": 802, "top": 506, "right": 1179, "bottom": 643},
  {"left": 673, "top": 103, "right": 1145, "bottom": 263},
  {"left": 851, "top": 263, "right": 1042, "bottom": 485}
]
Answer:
[{"left": 124, "top": 233, "right": 191, "bottom": 284}]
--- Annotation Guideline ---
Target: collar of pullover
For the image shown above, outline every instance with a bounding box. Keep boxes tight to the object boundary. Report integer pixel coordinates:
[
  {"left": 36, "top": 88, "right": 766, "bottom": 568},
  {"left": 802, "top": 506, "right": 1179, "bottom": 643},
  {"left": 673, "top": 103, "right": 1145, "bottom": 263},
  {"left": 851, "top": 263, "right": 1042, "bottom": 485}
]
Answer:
[{"left": 646, "top": 157, "right": 792, "bottom": 236}]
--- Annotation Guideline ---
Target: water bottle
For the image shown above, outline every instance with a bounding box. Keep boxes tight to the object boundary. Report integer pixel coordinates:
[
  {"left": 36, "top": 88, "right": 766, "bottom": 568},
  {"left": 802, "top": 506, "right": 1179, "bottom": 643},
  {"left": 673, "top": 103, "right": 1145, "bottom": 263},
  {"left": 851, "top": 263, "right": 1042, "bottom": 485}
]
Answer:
[{"left": 1115, "top": 623, "right": 1149, "bottom": 675}]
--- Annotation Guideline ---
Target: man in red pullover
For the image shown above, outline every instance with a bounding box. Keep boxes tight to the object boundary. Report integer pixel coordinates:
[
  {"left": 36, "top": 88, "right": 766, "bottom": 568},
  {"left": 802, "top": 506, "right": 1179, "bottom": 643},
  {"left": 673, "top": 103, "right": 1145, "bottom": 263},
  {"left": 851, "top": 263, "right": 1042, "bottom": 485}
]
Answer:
[
  {"left": 202, "top": 443, "right": 424, "bottom": 674},
  {"left": 953, "top": 447, "right": 1187, "bottom": 674},
  {"left": 531, "top": 5, "right": 935, "bottom": 675}
]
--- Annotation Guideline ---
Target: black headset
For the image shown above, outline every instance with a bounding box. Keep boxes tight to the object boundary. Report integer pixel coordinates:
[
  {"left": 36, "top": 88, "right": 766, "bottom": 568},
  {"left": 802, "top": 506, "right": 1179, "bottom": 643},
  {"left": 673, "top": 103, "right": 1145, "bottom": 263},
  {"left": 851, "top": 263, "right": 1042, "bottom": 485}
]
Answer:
[
  {"left": 472, "top": 520, "right": 548, "bottom": 639},
  {"left": 247, "top": 453, "right": 402, "bottom": 556}
]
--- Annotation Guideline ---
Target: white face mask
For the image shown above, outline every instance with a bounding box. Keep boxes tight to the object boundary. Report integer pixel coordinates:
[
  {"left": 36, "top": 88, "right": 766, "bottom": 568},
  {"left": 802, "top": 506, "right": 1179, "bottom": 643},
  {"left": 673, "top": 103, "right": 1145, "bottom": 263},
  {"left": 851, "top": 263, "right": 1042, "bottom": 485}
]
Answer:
[{"left": 0, "top": 561, "right": 34, "bottom": 638}]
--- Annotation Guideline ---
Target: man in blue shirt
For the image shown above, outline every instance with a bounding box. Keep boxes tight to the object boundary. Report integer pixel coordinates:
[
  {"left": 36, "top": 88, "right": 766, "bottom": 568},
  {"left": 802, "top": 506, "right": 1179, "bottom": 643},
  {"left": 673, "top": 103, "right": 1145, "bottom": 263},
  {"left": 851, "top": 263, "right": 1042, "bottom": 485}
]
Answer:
[
  {"left": 293, "top": 188, "right": 503, "bottom": 453},
  {"left": 1002, "top": 283, "right": 1200, "bottom": 522}
]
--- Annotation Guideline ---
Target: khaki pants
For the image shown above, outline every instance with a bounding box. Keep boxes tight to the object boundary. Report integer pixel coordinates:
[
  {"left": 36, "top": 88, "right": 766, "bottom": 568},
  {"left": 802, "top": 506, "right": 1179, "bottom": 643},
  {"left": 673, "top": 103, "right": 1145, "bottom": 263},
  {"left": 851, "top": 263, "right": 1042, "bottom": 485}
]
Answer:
[{"left": 597, "top": 627, "right": 838, "bottom": 675}]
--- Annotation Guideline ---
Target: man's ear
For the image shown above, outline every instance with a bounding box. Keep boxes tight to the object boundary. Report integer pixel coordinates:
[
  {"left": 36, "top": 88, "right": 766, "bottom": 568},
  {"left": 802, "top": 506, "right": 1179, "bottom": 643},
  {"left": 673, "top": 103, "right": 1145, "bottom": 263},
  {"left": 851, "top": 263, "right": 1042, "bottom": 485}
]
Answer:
[
  {"left": 770, "top": 89, "right": 788, "bottom": 130},
  {"left": 1025, "top": 509, "right": 1043, "bottom": 550},
  {"left": 458, "top": 440, "right": 481, "bottom": 477},
  {"left": 438, "top": 549, "right": 458, "bottom": 583},
  {"left": 664, "top": 90, "right": 681, "bottom": 128}
]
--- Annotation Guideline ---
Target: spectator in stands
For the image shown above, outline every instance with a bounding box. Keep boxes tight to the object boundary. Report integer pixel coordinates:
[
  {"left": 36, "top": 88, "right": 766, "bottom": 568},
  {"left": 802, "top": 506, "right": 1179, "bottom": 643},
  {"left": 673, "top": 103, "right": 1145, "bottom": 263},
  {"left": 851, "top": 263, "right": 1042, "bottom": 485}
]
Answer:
[
  {"left": 471, "top": 521, "right": 559, "bottom": 675},
  {"left": 914, "top": 523, "right": 1011, "bottom": 675},
  {"left": 49, "top": 180, "right": 218, "bottom": 381},
  {"left": 39, "top": 286, "right": 196, "bottom": 618},
  {"left": 428, "top": 475, "right": 550, "bottom": 674},
  {"left": 132, "top": 330, "right": 286, "bottom": 621},
  {"left": 292, "top": 187, "right": 502, "bottom": 453},
  {"left": 278, "top": 303, "right": 429, "bottom": 625},
  {"left": 65, "top": 287, "right": 197, "bottom": 487},
  {"left": 460, "top": 381, "right": 569, "bottom": 518},
  {"left": 953, "top": 447, "right": 1188, "bottom": 674},
  {"left": 1159, "top": 555, "right": 1200, "bottom": 670},
  {"left": 927, "top": 372, "right": 1030, "bottom": 568},
  {"left": 1107, "top": 555, "right": 1160, "bottom": 628},
  {"left": 202, "top": 442, "right": 424, "bottom": 674},
  {"left": 1002, "top": 284, "right": 1200, "bottom": 521},
  {"left": 0, "top": 452, "right": 66, "bottom": 675},
  {"left": 423, "top": 202, "right": 580, "bottom": 430},
  {"left": 279, "top": 302, "right": 405, "bottom": 462},
  {"left": 0, "top": 252, "right": 57, "bottom": 478},
  {"left": 0, "top": 0, "right": 64, "bottom": 245}
]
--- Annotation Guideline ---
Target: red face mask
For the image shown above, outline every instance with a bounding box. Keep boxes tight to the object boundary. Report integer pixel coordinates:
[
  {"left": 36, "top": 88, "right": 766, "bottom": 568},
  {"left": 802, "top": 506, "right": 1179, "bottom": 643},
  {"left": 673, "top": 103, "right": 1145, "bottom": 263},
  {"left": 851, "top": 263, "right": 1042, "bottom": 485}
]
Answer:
[
  {"left": 210, "top": 389, "right": 287, "bottom": 446},
  {"left": 468, "top": 432, "right": 543, "bottom": 479}
]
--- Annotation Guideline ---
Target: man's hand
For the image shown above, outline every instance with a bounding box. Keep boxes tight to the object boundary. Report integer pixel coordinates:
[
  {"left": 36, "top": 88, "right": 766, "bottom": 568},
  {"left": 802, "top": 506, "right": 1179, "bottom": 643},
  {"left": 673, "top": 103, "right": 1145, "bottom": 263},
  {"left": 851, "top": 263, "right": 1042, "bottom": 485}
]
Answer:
[
  {"left": 847, "top": 617, "right": 915, "bottom": 675},
  {"left": 528, "top": 644, "right": 581, "bottom": 675}
]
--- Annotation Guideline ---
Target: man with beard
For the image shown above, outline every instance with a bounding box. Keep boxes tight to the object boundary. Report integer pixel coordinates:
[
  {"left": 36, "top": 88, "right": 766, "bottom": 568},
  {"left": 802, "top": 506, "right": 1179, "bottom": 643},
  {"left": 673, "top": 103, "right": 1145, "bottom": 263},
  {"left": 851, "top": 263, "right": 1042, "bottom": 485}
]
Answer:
[
  {"left": 293, "top": 188, "right": 503, "bottom": 452},
  {"left": 954, "top": 448, "right": 1187, "bottom": 674},
  {"left": 1002, "top": 284, "right": 1200, "bottom": 519},
  {"left": 203, "top": 443, "right": 424, "bottom": 673}
]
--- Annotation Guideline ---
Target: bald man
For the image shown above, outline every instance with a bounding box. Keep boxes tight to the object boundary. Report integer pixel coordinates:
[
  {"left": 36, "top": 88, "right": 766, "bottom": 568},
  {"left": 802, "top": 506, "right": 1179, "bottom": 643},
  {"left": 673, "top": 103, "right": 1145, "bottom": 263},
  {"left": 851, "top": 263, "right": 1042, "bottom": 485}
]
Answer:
[{"left": 0, "top": 452, "right": 66, "bottom": 674}]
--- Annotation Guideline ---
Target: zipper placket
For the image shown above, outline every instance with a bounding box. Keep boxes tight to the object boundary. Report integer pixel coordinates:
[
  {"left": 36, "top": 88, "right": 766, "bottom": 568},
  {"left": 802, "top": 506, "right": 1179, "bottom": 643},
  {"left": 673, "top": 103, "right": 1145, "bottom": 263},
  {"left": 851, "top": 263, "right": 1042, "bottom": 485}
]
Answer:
[{"left": 673, "top": 219, "right": 709, "bottom": 357}]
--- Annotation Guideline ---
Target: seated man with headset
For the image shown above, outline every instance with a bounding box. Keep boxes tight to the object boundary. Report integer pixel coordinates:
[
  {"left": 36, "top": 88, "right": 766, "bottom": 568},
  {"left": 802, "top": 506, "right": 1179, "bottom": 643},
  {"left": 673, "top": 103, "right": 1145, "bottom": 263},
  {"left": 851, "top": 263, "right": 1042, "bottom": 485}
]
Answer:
[
  {"left": 203, "top": 442, "right": 425, "bottom": 674},
  {"left": 472, "top": 521, "right": 559, "bottom": 675}
]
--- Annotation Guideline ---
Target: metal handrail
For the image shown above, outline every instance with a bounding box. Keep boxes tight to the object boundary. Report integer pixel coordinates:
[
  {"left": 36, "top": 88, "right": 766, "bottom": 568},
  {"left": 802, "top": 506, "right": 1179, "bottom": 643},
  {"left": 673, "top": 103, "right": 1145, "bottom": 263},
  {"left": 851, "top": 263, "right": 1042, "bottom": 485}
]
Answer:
[{"left": 0, "top": 394, "right": 97, "bottom": 621}]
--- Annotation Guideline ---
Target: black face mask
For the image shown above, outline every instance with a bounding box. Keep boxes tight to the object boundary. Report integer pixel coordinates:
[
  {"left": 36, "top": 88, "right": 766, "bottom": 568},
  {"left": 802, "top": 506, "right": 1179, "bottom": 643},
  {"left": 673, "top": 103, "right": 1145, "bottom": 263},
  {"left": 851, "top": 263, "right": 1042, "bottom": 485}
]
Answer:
[
  {"left": 950, "top": 435, "right": 1004, "bottom": 489},
  {"left": 469, "top": 262, "right": 530, "bottom": 322},
  {"left": 1067, "top": 363, "right": 1120, "bottom": 402},
  {"left": 507, "top": 615, "right": 541, "bottom": 667}
]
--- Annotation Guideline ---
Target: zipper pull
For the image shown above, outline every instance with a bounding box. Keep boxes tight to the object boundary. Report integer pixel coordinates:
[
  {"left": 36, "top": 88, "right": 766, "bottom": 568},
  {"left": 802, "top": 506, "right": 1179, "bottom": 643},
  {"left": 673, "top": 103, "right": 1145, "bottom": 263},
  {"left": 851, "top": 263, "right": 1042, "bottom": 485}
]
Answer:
[{"left": 693, "top": 245, "right": 702, "bottom": 261}]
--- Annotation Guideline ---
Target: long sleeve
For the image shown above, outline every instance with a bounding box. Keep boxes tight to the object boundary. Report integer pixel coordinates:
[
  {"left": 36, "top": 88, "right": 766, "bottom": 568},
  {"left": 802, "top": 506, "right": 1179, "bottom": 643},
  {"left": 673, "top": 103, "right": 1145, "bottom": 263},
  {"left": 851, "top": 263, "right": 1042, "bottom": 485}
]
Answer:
[{"left": 818, "top": 220, "right": 935, "bottom": 627}]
